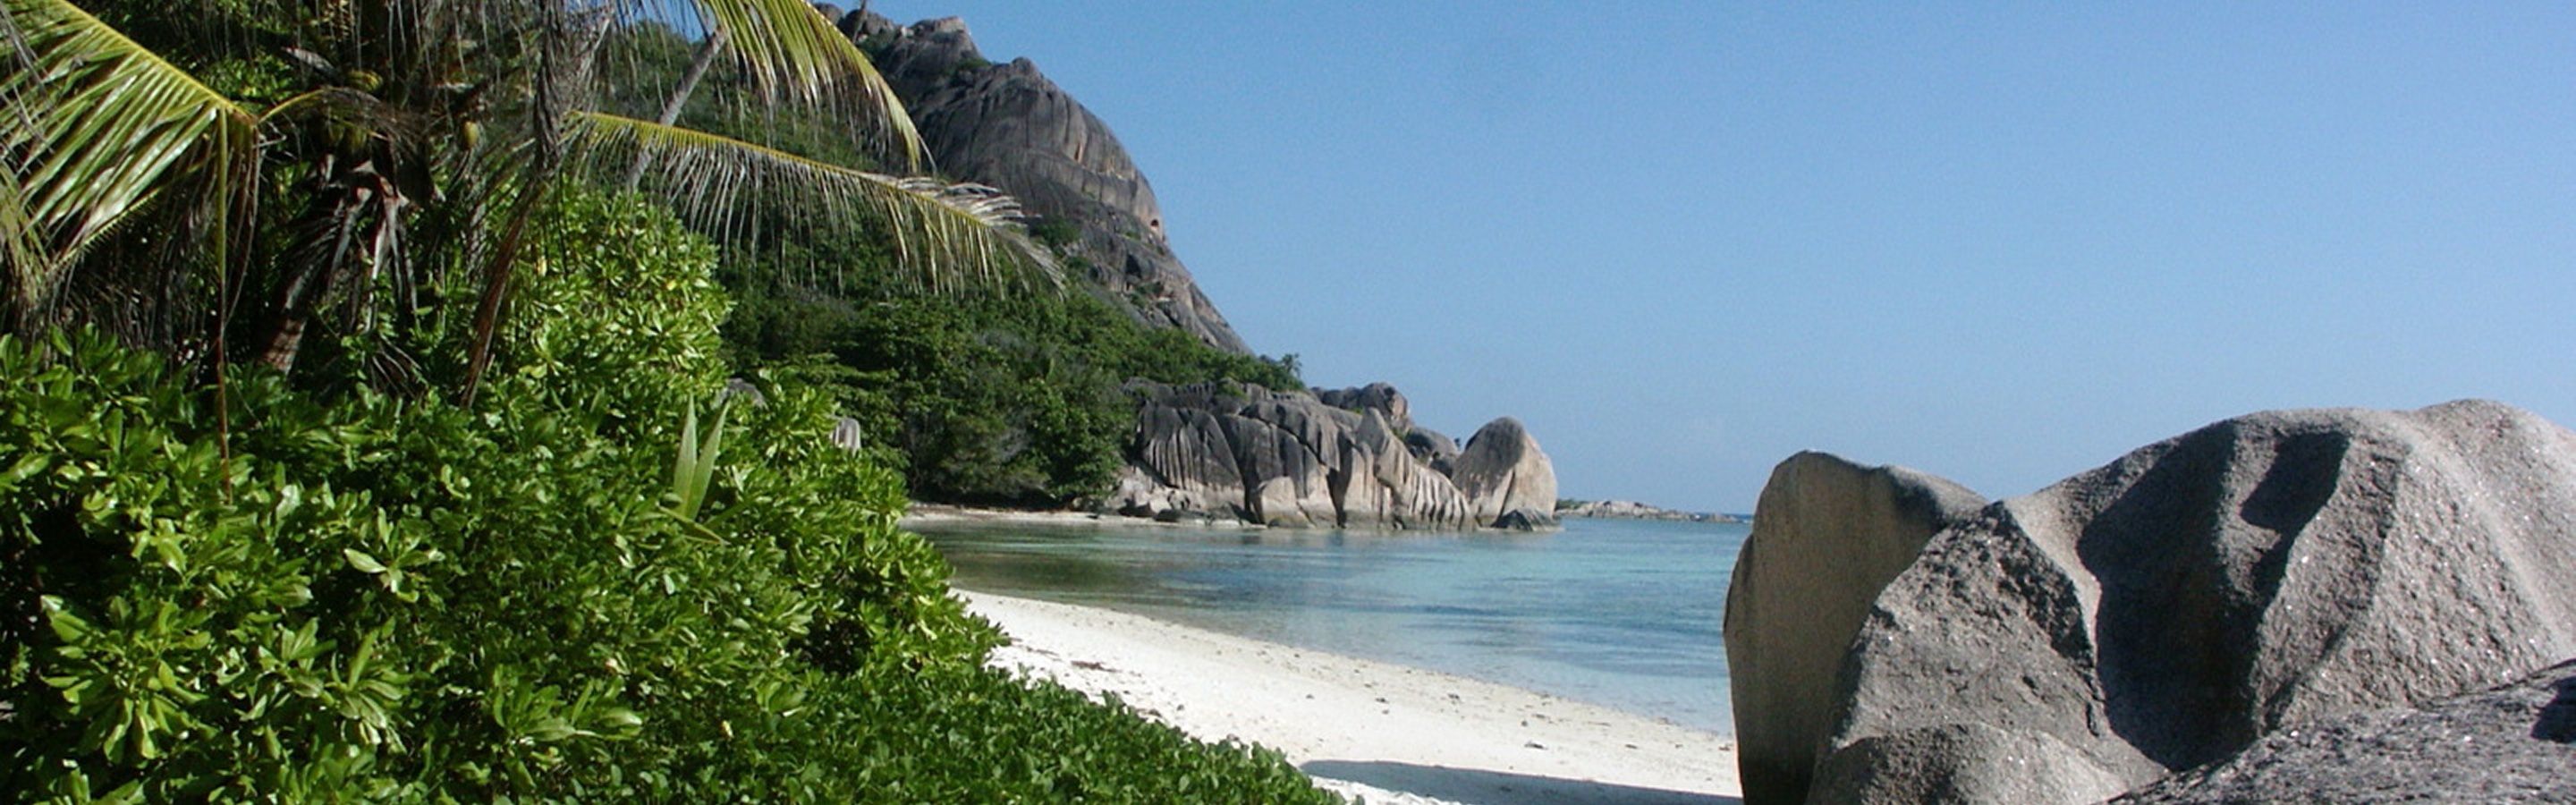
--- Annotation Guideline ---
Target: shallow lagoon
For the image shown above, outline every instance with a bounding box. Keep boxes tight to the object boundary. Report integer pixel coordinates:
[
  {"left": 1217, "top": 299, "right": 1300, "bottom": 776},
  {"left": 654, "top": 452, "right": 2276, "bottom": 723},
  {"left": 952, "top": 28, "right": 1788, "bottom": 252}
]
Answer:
[{"left": 916, "top": 516, "right": 1747, "bottom": 734}]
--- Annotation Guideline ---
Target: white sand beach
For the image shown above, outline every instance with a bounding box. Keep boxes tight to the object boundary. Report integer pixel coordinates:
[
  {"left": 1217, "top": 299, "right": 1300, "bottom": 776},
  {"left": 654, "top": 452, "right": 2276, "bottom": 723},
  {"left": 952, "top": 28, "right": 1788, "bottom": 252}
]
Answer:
[{"left": 962, "top": 591, "right": 1742, "bottom": 805}]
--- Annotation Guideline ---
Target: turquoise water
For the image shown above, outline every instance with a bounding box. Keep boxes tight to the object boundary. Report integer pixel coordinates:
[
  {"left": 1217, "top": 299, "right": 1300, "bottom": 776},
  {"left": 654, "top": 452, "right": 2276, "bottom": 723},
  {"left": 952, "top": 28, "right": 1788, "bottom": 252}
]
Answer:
[{"left": 915, "top": 517, "right": 1746, "bottom": 734}]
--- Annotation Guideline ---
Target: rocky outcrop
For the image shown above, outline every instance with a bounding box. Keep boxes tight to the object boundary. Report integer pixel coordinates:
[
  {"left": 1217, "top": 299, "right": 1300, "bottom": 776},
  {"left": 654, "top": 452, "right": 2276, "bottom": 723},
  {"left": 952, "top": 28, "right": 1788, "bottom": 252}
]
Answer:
[
  {"left": 1732, "top": 400, "right": 2576, "bottom": 804},
  {"left": 1114, "top": 382, "right": 1555, "bottom": 530},
  {"left": 1316, "top": 383, "right": 1411, "bottom": 430},
  {"left": 1340, "top": 408, "right": 1476, "bottom": 530},
  {"left": 854, "top": 13, "right": 1249, "bottom": 353},
  {"left": 1555, "top": 500, "right": 1743, "bottom": 522},
  {"left": 1402, "top": 428, "right": 1461, "bottom": 476},
  {"left": 1450, "top": 418, "right": 1559, "bottom": 530},
  {"left": 1724, "top": 453, "right": 1987, "bottom": 805},
  {"left": 2112, "top": 657, "right": 2576, "bottom": 804}
]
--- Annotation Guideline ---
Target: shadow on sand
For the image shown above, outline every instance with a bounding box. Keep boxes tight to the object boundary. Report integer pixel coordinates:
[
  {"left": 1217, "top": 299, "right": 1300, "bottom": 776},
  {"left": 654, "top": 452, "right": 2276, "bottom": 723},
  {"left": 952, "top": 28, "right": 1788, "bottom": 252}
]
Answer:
[{"left": 1302, "top": 760, "right": 1741, "bottom": 805}]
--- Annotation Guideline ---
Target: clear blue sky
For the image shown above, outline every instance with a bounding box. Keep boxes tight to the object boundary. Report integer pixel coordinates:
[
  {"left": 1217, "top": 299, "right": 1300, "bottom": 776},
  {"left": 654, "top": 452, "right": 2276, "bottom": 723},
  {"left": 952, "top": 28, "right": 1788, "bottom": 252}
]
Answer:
[{"left": 871, "top": 1, "right": 2576, "bottom": 513}]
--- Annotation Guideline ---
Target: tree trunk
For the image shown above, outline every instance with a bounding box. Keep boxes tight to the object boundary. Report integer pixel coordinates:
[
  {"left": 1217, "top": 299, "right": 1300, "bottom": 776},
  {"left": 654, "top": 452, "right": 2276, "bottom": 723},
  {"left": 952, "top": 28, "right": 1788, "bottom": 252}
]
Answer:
[{"left": 623, "top": 28, "right": 728, "bottom": 189}]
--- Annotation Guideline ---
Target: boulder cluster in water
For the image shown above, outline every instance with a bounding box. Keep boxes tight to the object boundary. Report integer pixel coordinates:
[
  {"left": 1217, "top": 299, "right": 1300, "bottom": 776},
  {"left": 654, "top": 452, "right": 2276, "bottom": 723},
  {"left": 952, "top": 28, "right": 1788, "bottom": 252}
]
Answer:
[
  {"left": 1725, "top": 400, "right": 2576, "bottom": 804},
  {"left": 1111, "top": 381, "right": 1558, "bottom": 530}
]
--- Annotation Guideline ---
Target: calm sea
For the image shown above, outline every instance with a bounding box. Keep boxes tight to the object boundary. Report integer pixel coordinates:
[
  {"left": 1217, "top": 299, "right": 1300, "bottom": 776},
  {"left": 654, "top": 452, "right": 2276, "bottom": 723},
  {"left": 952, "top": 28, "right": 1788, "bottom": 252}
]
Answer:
[{"left": 914, "top": 516, "right": 1747, "bottom": 734}]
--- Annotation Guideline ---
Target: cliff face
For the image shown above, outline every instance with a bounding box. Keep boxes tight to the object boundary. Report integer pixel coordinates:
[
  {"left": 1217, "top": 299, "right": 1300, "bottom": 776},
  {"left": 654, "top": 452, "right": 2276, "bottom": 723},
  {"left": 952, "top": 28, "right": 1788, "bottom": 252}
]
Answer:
[{"left": 847, "top": 13, "right": 1249, "bottom": 353}]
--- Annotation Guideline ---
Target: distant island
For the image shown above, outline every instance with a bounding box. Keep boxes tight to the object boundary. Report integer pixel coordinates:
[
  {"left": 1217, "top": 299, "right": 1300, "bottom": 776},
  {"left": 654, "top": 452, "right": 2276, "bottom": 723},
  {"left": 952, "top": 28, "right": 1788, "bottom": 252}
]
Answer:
[{"left": 1555, "top": 499, "right": 1747, "bottom": 523}]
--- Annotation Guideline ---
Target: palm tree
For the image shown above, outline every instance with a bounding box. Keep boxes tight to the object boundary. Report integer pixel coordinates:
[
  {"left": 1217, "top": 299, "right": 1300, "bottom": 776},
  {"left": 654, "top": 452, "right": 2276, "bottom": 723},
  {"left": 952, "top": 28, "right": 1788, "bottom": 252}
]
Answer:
[{"left": 0, "top": 0, "right": 1045, "bottom": 397}]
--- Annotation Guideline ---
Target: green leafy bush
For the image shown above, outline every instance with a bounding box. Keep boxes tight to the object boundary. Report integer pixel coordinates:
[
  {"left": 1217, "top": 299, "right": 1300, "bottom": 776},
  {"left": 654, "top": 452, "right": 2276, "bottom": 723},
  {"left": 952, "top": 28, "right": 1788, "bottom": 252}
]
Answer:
[{"left": 0, "top": 191, "right": 1335, "bottom": 802}]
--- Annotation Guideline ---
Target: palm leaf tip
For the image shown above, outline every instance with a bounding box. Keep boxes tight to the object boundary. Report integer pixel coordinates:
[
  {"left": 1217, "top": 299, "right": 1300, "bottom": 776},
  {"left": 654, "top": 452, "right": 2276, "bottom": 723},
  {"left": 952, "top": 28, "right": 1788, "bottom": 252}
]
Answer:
[
  {"left": 564, "top": 111, "right": 1057, "bottom": 291},
  {"left": 647, "top": 0, "right": 927, "bottom": 171}
]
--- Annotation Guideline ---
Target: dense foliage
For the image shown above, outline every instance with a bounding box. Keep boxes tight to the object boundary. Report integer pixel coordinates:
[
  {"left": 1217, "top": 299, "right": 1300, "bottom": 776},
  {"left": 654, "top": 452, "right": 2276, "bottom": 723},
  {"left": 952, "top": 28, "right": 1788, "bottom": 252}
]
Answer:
[
  {"left": 0, "top": 192, "right": 1335, "bottom": 802},
  {"left": 726, "top": 267, "right": 1302, "bottom": 507}
]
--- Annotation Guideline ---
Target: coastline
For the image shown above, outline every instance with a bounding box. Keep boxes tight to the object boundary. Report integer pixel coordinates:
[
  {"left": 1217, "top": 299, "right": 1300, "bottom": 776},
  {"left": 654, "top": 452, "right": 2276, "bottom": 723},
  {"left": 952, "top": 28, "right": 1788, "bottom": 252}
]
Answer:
[
  {"left": 962, "top": 590, "right": 1741, "bottom": 805},
  {"left": 901, "top": 503, "right": 1584, "bottom": 534},
  {"left": 902, "top": 502, "right": 1266, "bottom": 531}
]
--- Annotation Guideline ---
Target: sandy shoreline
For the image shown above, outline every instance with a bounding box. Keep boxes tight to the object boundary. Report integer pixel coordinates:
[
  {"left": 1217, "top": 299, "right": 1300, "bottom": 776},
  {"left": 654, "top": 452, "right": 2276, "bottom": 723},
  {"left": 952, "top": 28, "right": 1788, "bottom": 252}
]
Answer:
[{"left": 962, "top": 591, "right": 1741, "bottom": 805}]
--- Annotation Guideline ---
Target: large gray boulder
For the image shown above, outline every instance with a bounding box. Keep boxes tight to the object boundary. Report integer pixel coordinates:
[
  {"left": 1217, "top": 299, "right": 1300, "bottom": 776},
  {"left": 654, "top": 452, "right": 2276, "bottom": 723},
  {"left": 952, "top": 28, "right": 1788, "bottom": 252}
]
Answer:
[
  {"left": 1403, "top": 428, "right": 1461, "bottom": 476},
  {"left": 1450, "top": 418, "right": 1561, "bottom": 529},
  {"left": 1131, "top": 397, "right": 1250, "bottom": 516},
  {"left": 1338, "top": 409, "right": 1474, "bottom": 530},
  {"left": 1724, "top": 453, "right": 1987, "bottom": 805},
  {"left": 1767, "top": 400, "right": 2576, "bottom": 804},
  {"left": 2112, "top": 658, "right": 2576, "bottom": 804},
  {"left": 1114, "top": 382, "right": 1553, "bottom": 530},
  {"left": 862, "top": 15, "right": 1249, "bottom": 353},
  {"left": 1316, "top": 383, "right": 1411, "bottom": 432}
]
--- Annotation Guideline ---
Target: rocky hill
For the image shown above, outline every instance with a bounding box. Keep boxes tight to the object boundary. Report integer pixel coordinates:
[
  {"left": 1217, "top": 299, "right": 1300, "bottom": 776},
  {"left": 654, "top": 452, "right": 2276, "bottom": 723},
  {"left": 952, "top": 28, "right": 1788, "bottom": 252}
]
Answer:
[{"left": 843, "top": 11, "right": 1246, "bottom": 353}]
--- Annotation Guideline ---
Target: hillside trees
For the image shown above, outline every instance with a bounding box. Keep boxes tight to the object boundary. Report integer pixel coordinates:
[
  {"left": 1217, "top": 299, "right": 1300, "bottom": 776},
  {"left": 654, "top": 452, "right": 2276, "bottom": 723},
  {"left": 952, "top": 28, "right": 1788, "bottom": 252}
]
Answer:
[{"left": 726, "top": 264, "right": 1304, "bottom": 506}]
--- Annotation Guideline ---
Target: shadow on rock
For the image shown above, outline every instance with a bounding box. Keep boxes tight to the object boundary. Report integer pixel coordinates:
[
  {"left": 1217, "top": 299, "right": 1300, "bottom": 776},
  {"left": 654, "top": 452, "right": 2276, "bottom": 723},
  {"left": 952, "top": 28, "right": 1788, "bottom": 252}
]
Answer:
[
  {"left": 1301, "top": 760, "right": 1739, "bottom": 805},
  {"left": 2535, "top": 673, "right": 2576, "bottom": 743}
]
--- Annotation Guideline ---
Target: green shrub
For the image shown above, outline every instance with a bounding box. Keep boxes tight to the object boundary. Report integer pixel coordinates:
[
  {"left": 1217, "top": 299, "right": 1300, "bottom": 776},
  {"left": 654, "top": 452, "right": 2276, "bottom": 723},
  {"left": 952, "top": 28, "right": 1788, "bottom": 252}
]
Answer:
[
  {"left": 0, "top": 190, "right": 1335, "bottom": 802},
  {"left": 1025, "top": 216, "right": 1082, "bottom": 249}
]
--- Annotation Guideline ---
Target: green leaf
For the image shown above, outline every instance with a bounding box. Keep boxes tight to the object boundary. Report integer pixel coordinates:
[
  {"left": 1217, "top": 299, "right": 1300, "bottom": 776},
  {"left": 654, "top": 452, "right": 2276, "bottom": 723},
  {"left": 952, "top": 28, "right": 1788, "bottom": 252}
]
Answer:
[{"left": 343, "top": 548, "right": 387, "bottom": 574}]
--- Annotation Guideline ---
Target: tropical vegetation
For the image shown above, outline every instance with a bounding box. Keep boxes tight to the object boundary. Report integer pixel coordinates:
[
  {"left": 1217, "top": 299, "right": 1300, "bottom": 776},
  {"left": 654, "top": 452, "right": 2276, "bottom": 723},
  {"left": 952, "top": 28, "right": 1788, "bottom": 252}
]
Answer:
[
  {"left": 588, "top": 20, "right": 1304, "bottom": 505},
  {"left": 725, "top": 266, "right": 1305, "bottom": 506},
  {"left": 2, "top": 0, "right": 1037, "bottom": 389},
  {"left": 0, "top": 0, "right": 1336, "bottom": 800}
]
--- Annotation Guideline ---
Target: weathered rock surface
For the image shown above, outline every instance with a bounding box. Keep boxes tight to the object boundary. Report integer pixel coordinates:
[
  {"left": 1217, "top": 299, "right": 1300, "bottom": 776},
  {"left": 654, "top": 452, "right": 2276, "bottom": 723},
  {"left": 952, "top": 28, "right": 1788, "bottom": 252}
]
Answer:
[
  {"left": 1402, "top": 428, "right": 1461, "bottom": 476},
  {"left": 1317, "top": 383, "right": 1411, "bottom": 431},
  {"left": 1450, "top": 418, "right": 1559, "bottom": 530},
  {"left": 1114, "top": 382, "right": 1555, "bottom": 530},
  {"left": 1734, "top": 400, "right": 2576, "bottom": 804},
  {"left": 2111, "top": 657, "right": 2576, "bottom": 805},
  {"left": 1809, "top": 722, "right": 2139, "bottom": 805},
  {"left": 1724, "top": 453, "right": 1987, "bottom": 805},
  {"left": 1340, "top": 409, "right": 1476, "bottom": 530},
  {"left": 856, "top": 13, "right": 1249, "bottom": 353}
]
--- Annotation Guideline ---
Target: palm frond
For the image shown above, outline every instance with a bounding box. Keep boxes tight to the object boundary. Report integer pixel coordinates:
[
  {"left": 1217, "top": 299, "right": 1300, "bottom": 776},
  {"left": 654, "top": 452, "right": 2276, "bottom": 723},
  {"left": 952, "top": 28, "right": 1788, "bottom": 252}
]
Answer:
[
  {"left": 0, "top": 0, "right": 258, "bottom": 327},
  {"left": 0, "top": 162, "right": 39, "bottom": 325},
  {"left": 567, "top": 110, "right": 1055, "bottom": 292},
  {"left": 619, "top": 0, "right": 924, "bottom": 171}
]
